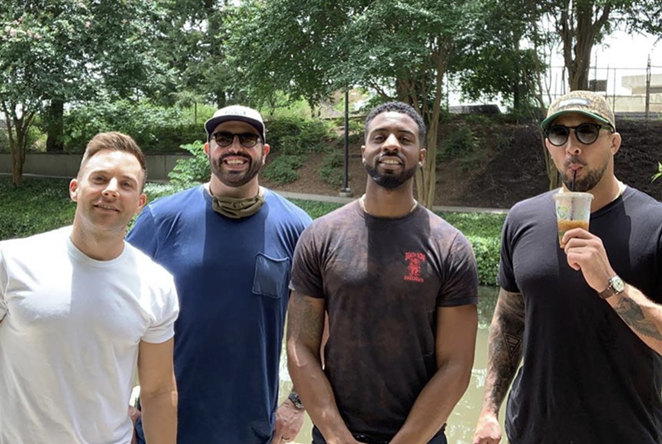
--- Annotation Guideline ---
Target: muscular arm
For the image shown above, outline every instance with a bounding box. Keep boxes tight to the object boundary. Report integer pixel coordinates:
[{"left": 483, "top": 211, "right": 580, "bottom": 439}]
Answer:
[
  {"left": 286, "top": 291, "right": 359, "bottom": 444},
  {"left": 608, "top": 285, "right": 662, "bottom": 354},
  {"left": 562, "top": 228, "right": 662, "bottom": 355},
  {"left": 391, "top": 304, "right": 478, "bottom": 444},
  {"left": 138, "top": 338, "right": 177, "bottom": 444},
  {"left": 473, "top": 288, "right": 525, "bottom": 444}
]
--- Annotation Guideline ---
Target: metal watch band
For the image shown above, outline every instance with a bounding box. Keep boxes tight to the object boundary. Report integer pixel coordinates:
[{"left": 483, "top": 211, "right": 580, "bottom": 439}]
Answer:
[{"left": 287, "top": 391, "right": 304, "bottom": 410}]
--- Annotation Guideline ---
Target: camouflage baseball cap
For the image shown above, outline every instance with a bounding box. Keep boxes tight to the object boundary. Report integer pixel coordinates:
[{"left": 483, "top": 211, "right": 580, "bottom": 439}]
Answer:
[{"left": 542, "top": 90, "right": 616, "bottom": 131}]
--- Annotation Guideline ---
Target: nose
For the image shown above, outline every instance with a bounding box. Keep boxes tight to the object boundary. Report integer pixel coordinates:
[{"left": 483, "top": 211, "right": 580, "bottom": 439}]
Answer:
[
  {"left": 226, "top": 135, "right": 244, "bottom": 153},
  {"left": 565, "top": 131, "right": 582, "bottom": 156},
  {"left": 383, "top": 133, "right": 401, "bottom": 151},
  {"left": 102, "top": 178, "right": 120, "bottom": 197}
]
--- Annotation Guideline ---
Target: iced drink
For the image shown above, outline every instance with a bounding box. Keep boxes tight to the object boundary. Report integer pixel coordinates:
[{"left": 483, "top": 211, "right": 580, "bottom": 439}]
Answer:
[{"left": 552, "top": 191, "right": 593, "bottom": 248}]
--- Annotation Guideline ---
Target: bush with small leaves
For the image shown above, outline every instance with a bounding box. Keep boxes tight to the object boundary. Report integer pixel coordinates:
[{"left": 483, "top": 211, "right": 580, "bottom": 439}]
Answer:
[{"left": 167, "top": 141, "right": 210, "bottom": 186}]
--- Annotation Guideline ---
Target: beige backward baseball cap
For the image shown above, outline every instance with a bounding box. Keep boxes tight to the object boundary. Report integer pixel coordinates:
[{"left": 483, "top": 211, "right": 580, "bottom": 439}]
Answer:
[{"left": 542, "top": 90, "right": 616, "bottom": 131}]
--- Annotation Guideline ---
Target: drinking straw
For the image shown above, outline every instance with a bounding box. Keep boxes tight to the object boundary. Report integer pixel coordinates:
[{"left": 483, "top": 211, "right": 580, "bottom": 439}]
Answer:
[{"left": 571, "top": 170, "right": 577, "bottom": 192}]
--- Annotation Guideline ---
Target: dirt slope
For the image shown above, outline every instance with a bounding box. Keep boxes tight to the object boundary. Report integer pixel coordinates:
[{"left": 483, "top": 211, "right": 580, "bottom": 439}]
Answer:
[{"left": 262, "top": 119, "right": 662, "bottom": 209}]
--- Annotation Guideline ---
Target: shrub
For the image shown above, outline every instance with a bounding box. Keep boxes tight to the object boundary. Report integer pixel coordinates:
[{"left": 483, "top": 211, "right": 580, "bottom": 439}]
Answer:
[
  {"left": 0, "top": 124, "right": 46, "bottom": 153},
  {"left": 267, "top": 116, "right": 332, "bottom": 156},
  {"left": 167, "top": 140, "right": 210, "bottom": 186},
  {"left": 63, "top": 100, "right": 204, "bottom": 153},
  {"left": 0, "top": 177, "right": 505, "bottom": 288},
  {"left": 467, "top": 236, "right": 501, "bottom": 287},
  {"left": 319, "top": 151, "right": 345, "bottom": 187},
  {"left": 442, "top": 126, "right": 479, "bottom": 159},
  {"left": 0, "top": 178, "right": 75, "bottom": 240},
  {"left": 263, "top": 155, "right": 304, "bottom": 185}
]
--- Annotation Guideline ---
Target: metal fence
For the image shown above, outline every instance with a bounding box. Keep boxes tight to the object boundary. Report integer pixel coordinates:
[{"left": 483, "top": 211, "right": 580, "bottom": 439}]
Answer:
[{"left": 546, "top": 57, "right": 662, "bottom": 119}]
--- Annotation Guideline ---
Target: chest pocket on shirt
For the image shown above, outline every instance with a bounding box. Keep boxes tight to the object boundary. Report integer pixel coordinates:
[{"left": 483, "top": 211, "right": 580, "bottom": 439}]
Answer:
[{"left": 252, "top": 253, "right": 291, "bottom": 299}]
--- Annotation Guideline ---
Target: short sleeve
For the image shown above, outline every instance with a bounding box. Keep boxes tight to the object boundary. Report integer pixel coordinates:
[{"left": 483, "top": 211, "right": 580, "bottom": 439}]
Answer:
[
  {"left": 497, "top": 213, "right": 519, "bottom": 293},
  {"left": 127, "top": 206, "right": 159, "bottom": 259},
  {"left": 289, "top": 224, "right": 325, "bottom": 299},
  {"left": 438, "top": 232, "right": 479, "bottom": 307},
  {"left": 0, "top": 247, "right": 7, "bottom": 321},
  {"left": 142, "top": 275, "right": 180, "bottom": 344}
]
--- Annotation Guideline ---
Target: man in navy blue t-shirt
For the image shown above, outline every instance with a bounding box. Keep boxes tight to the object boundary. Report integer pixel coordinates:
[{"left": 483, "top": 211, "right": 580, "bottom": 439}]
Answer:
[{"left": 128, "top": 105, "right": 311, "bottom": 444}]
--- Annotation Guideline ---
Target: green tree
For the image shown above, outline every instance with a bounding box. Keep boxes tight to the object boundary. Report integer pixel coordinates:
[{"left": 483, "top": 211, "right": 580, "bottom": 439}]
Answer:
[
  {"left": 229, "top": 0, "right": 488, "bottom": 208},
  {"left": 0, "top": 0, "right": 167, "bottom": 186},
  {"left": 150, "top": 0, "right": 247, "bottom": 110},
  {"left": 546, "top": 0, "right": 662, "bottom": 91}
]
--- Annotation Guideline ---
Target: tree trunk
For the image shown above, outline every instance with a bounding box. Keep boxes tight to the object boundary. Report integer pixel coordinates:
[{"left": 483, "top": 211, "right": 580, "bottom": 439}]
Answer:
[
  {"left": 3, "top": 104, "right": 35, "bottom": 188},
  {"left": 12, "top": 128, "right": 25, "bottom": 187},
  {"left": 413, "top": 42, "right": 449, "bottom": 209},
  {"left": 46, "top": 98, "right": 65, "bottom": 152}
]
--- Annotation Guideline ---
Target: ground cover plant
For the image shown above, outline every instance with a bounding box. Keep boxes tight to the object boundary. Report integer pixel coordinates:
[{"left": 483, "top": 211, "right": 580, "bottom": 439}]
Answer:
[{"left": 0, "top": 177, "right": 503, "bottom": 286}]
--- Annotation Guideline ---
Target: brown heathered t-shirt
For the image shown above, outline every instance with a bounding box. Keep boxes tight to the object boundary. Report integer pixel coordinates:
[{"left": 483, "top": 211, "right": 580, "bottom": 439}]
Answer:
[{"left": 290, "top": 200, "right": 478, "bottom": 439}]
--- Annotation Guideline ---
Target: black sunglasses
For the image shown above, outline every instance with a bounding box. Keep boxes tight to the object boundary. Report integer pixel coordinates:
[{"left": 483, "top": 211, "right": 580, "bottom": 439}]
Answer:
[
  {"left": 211, "top": 131, "right": 262, "bottom": 148},
  {"left": 546, "top": 123, "right": 613, "bottom": 147}
]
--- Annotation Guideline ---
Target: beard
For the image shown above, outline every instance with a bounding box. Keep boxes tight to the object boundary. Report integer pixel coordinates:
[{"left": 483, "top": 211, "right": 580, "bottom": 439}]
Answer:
[
  {"left": 210, "top": 151, "right": 263, "bottom": 187},
  {"left": 364, "top": 155, "right": 419, "bottom": 189},
  {"left": 560, "top": 156, "right": 608, "bottom": 192}
]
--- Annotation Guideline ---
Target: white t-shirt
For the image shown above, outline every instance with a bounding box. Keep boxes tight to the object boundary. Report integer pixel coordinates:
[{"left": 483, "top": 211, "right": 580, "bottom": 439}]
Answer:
[{"left": 0, "top": 227, "right": 179, "bottom": 444}]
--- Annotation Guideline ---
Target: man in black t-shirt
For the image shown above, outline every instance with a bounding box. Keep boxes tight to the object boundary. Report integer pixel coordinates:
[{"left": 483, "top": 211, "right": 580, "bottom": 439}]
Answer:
[
  {"left": 287, "top": 102, "right": 479, "bottom": 444},
  {"left": 474, "top": 90, "right": 662, "bottom": 444}
]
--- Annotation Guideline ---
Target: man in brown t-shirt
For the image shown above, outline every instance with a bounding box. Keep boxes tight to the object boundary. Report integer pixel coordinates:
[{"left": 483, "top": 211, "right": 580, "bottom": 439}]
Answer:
[{"left": 287, "top": 102, "right": 479, "bottom": 444}]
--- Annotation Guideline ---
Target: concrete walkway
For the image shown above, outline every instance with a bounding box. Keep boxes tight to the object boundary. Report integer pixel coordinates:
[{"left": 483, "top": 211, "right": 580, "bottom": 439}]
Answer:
[{"left": 276, "top": 190, "right": 510, "bottom": 214}]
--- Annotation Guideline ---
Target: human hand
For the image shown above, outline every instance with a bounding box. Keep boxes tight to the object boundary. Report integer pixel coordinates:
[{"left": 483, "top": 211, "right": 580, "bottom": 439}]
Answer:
[
  {"left": 473, "top": 411, "right": 502, "bottom": 444},
  {"left": 128, "top": 405, "right": 141, "bottom": 444},
  {"left": 562, "top": 228, "right": 614, "bottom": 292},
  {"left": 271, "top": 399, "right": 305, "bottom": 443}
]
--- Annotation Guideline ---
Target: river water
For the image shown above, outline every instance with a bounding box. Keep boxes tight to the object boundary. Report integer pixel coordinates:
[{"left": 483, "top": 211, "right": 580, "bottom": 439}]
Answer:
[{"left": 278, "top": 286, "right": 502, "bottom": 444}]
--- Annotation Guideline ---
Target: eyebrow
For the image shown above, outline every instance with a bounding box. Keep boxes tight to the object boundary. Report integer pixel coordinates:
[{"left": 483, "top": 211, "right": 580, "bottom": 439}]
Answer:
[
  {"left": 89, "top": 170, "right": 140, "bottom": 183},
  {"left": 371, "top": 127, "right": 417, "bottom": 136}
]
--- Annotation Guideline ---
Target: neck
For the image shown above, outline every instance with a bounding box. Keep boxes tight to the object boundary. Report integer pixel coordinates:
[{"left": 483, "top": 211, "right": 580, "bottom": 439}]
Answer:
[
  {"left": 362, "top": 181, "right": 417, "bottom": 217},
  {"left": 69, "top": 221, "right": 126, "bottom": 261},
  {"left": 563, "top": 174, "right": 623, "bottom": 212},
  {"left": 209, "top": 177, "right": 260, "bottom": 199}
]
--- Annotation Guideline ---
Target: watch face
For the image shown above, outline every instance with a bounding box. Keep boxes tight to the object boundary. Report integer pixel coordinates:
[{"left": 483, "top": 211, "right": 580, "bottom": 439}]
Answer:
[{"left": 612, "top": 276, "right": 625, "bottom": 293}]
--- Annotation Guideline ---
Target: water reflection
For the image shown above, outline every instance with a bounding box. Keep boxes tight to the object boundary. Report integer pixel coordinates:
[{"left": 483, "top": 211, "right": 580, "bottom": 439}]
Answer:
[{"left": 279, "top": 286, "right": 501, "bottom": 444}]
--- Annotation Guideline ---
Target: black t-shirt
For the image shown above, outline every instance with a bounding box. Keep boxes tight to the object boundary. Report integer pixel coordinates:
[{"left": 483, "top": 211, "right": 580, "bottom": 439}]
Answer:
[
  {"left": 291, "top": 200, "right": 478, "bottom": 438},
  {"left": 499, "top": 187, "right": 662, "bottom": 444}
]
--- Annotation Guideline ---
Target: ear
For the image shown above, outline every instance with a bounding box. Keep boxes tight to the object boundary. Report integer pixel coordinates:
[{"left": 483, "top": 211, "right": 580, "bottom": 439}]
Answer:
[
  {"left": 261, "top": 143, "right": 271, "bottom": 165},
  {"left": 610, "top": 132, "right": 622, "bottom": 155},
  {"left": 135, "top": 193, "right": 147, "bottom": 215},
  {"left": 204, "top": 142, "right": 210, "bottom": 155},
  {"left": 544, "top": 138, "right": 554, "bottom": 157},
  {"left": 418, "top": 148, "right": 426, "bottom": 166},
  {"left": 69, "top": 178, "right": 79, "bottom": 202}
]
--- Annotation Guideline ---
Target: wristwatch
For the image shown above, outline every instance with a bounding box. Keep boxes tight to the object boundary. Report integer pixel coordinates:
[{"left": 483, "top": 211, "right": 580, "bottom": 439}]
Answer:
[
  {"left": 287, "top": 391, "right": 305, "bottom": 410},
  {"left": 598, "top": 275, "right": 625, "bottom": 299}
]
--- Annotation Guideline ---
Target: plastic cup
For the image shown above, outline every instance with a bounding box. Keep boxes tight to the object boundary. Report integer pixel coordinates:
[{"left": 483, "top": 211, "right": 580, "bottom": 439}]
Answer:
[{"left": 552, "top": 191, "right": 594, "bottom": 248}]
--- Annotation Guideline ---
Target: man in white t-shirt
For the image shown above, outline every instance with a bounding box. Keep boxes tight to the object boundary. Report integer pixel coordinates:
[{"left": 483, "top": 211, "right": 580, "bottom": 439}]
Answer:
[{"left": 0, "top": 132, "right": 180, "bottom": 444}]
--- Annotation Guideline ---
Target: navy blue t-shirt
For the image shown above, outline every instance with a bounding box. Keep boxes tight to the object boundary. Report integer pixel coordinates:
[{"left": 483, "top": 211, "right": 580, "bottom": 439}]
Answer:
[
  {"left": 128, "top": 186, "right": 311, "bottom": 444},
  {"left": 499, "top": 187, "right": 662, "bottom": 444}
]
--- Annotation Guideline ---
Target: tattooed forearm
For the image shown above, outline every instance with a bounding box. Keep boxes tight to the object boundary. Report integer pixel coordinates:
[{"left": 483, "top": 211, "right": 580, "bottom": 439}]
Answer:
[
  {"left": 485, "top": 289, "right": 525, "bottom": 410},
  {"left": 287, "top": 291, "right": 325, "bottom": 348},
  {"left": 614, "top": 296, "right": 662, "bottom": 340}
]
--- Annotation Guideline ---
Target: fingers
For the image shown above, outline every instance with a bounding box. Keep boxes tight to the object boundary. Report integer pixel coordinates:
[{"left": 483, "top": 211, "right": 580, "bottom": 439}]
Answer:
[{"left": 473, "top": 414, "right": 502, "bottom": 444}]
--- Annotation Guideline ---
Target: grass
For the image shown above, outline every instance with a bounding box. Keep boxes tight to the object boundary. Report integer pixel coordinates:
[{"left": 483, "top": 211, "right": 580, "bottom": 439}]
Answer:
[{"left": 0, "top": 177, "right": 504, "bottom": 285}]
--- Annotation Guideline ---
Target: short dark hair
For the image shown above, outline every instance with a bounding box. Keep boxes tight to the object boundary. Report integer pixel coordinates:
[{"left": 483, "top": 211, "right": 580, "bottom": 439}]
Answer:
[
  {"left": 364, "top": 102, "right": 427, "bottom": 142},
  {"left": 78, "top": 132, "right": 148, "bottom": 189}
]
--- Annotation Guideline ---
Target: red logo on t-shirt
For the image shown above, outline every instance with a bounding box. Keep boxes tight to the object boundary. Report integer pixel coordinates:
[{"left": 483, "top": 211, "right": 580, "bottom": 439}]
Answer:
[{"left": 404, "top": 252, "right": 425, "bottom": 282}]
